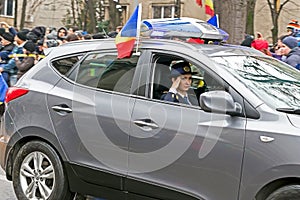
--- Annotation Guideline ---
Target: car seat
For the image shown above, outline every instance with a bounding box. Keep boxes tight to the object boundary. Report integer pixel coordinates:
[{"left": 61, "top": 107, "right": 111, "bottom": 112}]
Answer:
[{"left": 152, "top": 63, "right": 172, "bottom": 100}]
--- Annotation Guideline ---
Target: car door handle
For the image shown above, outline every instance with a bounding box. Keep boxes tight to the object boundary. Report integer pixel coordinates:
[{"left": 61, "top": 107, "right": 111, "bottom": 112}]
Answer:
[
  {"left": 133, "top": 120, "right": 159, "bottom": 129},
  {"left": 52, "top": 105, "right": 72, "bottom": 113}
]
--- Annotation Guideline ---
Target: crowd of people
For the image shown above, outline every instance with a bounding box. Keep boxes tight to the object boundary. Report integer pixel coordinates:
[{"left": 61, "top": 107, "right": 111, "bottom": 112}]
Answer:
[
  {"left": 0, "top": 22, "right": 122, "bottom": 86},
  {"left": 241, "top": 19, "right": 300, "bottom": 69}
]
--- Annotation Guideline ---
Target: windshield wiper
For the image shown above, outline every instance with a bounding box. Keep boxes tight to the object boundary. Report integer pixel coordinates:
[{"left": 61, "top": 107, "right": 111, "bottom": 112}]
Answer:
[{"left": 276, "top": 108, "right": 300, "bottom": 115}]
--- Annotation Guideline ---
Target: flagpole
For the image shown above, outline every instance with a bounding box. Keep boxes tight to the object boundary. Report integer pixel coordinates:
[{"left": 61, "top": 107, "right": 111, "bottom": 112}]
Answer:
[
  {"left": 135, "top": 3, "right": 142, "bottom": 54},
  {"left": 134, "top": 0, "right": 138, "bottom": 7}
]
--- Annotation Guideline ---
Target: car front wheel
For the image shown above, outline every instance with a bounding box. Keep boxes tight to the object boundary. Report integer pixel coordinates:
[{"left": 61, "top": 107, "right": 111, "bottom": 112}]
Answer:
[
  {"left": 265, "top": 185, "right": 300, "bottom": 200},
  {"left": 12, "top": 140, "right": 74, "bottom": 200}
]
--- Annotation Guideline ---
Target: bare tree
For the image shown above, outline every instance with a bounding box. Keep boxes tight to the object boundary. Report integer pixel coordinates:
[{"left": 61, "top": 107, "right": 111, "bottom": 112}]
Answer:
[
  {"left": 14, "top": 0, "right": 18, "bottom": 28},
  {"left": 86, "top": 0, "right": 96, "bottom": 33},
  {"left": 214, "top": 0, "right": 247, "bottom": 44},
  {"left": 245, "top": 0, "right": 256, "bottom": 35},
  {"left": 266, "top": 0, "right": 299, "bottom": 44},
  {"left": 20, "top": 0, "right": 27, "bottom": 30},
  {"left": 28, "top": 0, "right": 46, "bottom": 15}
]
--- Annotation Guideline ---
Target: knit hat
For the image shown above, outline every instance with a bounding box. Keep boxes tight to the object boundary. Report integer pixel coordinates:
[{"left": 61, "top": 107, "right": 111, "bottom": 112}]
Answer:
[
  {"left": 0, "top": 28, "right": 5, "bottom": 36},
  {"left": 23, "top": 41, "right": 36, "bottom": 52},
  {"left": 17, "top": 31, "right": 28, "bottom": 41},
  {"left": 1, "top": 32, "right": 14, "bottom": 42},
  {"left": 26, "top": 32, "right": 38, "bottom": 43},
  {"left": 282, "top": 36, "right": 298, "bottom": 49},
  {"left": 31, "top": 26, "right": 46, "bottom": 39}
]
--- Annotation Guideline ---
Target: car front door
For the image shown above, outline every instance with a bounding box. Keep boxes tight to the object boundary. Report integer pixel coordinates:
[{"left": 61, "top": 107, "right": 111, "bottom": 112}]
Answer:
[
  {"left": 127, "top": 51, "right": 246, "bottom": 200},
  {"left": 47, "top": 51, "right": 143, "bottom": 198}
]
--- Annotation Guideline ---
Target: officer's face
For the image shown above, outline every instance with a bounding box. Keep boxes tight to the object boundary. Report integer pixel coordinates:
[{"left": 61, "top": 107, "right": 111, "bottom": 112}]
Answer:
[{"left": 178, "top": 74, "right": 192, "bottom": 92}]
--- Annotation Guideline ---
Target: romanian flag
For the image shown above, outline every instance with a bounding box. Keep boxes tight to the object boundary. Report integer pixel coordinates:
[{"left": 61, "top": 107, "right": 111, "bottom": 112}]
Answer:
[
  {"left": 205, "top": 0, "right": 214, "bottom": 17},
  {"left": 196, "top": 0, "right": 202, "bottom": 7},
  {"left": 115, "top": 4, "right": 142, "bottom": 59}
]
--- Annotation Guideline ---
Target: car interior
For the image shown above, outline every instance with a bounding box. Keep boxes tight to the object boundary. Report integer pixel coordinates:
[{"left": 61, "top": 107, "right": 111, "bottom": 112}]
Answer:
[{"left": 151, "top": 55, "right": 208, "bottom": 106}]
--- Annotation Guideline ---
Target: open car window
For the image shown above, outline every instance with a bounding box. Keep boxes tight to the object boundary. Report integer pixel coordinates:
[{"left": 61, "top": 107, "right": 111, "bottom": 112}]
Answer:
[{"left": 151, "top": 53, "right": 226, "bottom": 106}]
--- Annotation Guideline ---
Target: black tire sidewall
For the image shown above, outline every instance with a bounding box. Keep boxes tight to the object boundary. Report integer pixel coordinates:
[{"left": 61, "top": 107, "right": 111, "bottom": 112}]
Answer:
[
  {"left": 12, "top": 140, "right": 71, "bottom": 200},
  {"left": 266, "top": 185, "right": 300, "bottom": 200}
]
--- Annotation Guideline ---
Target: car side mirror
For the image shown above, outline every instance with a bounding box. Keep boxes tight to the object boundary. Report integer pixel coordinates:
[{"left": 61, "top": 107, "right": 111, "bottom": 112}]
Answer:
[{"left": 199, "top": 91, "right": 243, "bottom": 116}]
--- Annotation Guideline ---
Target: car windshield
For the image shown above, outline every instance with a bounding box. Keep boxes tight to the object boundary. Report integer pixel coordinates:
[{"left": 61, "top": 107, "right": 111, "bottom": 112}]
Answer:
[{"left": 212, "top": 56, "right": 300, "bottom": 110}]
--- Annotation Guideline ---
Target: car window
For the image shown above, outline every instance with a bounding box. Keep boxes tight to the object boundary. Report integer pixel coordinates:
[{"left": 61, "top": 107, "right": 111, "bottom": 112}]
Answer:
[
  {"left": 74, "top": 52, "right": 138, "bottom": 94},
  {"left": 151, "top": 53, "right": 225, "bottom": 106},
  {"left": 51, "top": 55, "right": 83, "bottom": 75},
  {"left": 213, "top": 55, "right": 300, "bottom": 109}
]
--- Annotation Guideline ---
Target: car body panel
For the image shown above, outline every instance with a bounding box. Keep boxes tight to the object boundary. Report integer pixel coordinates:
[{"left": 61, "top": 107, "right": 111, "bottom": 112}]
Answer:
[
  {"left": 240, "top": 104, "right": 300, "bottom": 200},
  {"left": 128, "top": 97, "right": 246, "bottom": 200}
]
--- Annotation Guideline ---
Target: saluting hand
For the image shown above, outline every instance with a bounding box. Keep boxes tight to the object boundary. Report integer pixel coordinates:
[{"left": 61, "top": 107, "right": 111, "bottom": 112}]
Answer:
[{"left": 171, "top": 76, "right": 181, "bottom": 90}]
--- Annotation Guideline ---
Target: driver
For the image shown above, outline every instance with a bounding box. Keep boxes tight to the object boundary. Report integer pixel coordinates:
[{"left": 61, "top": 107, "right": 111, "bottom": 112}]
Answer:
[{"left": 161, "top": 61, "right": 197, "bottom": 105}]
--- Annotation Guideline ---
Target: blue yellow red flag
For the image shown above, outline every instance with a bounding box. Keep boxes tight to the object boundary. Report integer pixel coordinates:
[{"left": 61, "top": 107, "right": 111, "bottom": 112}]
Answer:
[
  {"left": 115, "top": 3, "right": 142, "bottom": 59},
  {"left": 205, "top": 0, "right": 214, "bottom": 17}
]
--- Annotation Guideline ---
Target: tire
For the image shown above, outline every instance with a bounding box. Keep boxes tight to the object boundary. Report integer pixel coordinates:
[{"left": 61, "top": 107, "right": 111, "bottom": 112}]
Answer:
[
  {"left": 265, "top": 185, "right": 300, "bottom": 200},
  {"left": 12, "top": 140, "right": 74, "bottom": 200}
]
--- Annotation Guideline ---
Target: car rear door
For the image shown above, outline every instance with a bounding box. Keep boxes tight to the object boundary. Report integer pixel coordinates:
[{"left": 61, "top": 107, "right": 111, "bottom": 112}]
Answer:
[
  {"left": 47, "top": 51, "right": 143, "bottom": 197},
  {"left": 126, "top": 50, "right": 246, "bottom": 200}
]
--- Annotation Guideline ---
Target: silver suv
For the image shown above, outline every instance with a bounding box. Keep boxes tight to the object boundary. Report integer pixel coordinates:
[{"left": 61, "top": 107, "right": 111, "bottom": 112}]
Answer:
[{"left": 1, "top": 38, "right": 300, "bottom": 200}]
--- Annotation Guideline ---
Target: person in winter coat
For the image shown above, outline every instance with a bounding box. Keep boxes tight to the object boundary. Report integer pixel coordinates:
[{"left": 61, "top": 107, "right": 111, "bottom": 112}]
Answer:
[
  {"left": 279, "top": 36, "right": 300, "bottom": 69},
  {"left": 251, "top": 32, "right": 271, "bottom": 56},
  {"left": 0, "top": 32, "right": 15, "bottom": 63},
  {"left": 56, "top": 27, "right": 68, "bottom": 44},
  {"left": 14, "top": 41, "right": 36, "bottom": 80},
  {"left": 0, "top": 30, "right": 27, "bottom": 85}
]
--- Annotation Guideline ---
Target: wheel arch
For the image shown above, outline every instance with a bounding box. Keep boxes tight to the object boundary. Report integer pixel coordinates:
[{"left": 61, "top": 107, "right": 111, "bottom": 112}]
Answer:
[
  {"left": 5, "top": 126, "right": 68, "bottom": 181},
  {"left": 255, "top": 177, "right": 300, "bottom": 200}
]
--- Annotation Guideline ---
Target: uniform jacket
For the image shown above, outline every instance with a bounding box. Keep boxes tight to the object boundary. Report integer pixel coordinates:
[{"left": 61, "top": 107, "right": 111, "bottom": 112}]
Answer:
[{"left": 161, "top": 91, "right": 199, "bottom": 106}]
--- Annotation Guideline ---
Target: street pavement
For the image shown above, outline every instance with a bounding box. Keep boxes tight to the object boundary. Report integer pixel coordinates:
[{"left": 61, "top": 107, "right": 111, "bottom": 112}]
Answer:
[{"left": 0, "top": 167, "right": 17, "bottom": 199}]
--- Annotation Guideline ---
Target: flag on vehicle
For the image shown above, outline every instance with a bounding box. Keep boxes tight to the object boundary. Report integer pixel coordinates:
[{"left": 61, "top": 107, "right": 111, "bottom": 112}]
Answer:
[
  {"left": 205, "top": 0, "right": 214, "bottom": 16},
  {"left": 115, "top": 3, "right": 142, "bottom": 59},
  {"left": 207, "top": 14, "right": 219, "bottom": 28},
  {"left": 0, "top": 73, "right": 8, "bottom": 103},
  {"left": 196, "top": 0, "right": 203, "bottom": 7}
]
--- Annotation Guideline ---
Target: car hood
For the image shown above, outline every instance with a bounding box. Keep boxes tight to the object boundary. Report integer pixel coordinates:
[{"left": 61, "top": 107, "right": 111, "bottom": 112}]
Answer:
[{"left": 287, "top": 114, "right": 300, "bottom": 128}]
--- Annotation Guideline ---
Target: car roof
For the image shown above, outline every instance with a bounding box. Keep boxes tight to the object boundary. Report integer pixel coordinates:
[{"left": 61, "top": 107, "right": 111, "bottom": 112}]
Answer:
[{"left": 45, "top": 38, "right": 264, "bottom": 59}]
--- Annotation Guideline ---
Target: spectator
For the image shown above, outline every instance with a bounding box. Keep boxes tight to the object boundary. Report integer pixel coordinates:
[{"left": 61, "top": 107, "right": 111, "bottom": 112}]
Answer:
[
  {"left": 108, "top": 26, "right": 122, "bottom": 38},
  {"left": 0, "top": 31, "right": 27, "bottom": 85},
  {"left": 83, "top": 34, "right": 93, "bottom": 40},
  {"left": 241, "top": 34, "right": 254, "bottom": 47},
  {"left": 0, "top": 21, "right": 17, "bottom": 36},
  {"left": 15, "top": 41, "right": 36, "bottom": 80},
  {"left": 65, "top": 33, "right": 79, "bottom": 42},
  {"left": 0, "top": 32, "right": 15, "bottom": 63},
  {"left": 92, "top": 33, "right": 106, "bottom": 39},
  {"left": 68, "top": 26, "right": 79, "bottom": 35},
  {"left": 57, "top": 27, "right": 68, "bottom": 44},
  {"left": 161, "top": 61, "right": 196, "bottom": 105},
  {"left": 279, "top": 36, "right": 300, "bottom": 69},
  {"left": 251, "top": 32, "right": 271, "bottom": 56}
]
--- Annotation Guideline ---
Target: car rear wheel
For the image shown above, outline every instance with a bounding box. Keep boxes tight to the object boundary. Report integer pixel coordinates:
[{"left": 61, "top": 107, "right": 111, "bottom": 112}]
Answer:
[
  {"left": 12, "top": 141, "right": 74, "bottom": 200},
  {"left": 265, "top": 185, "right": 300, "bottom": 200}
]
